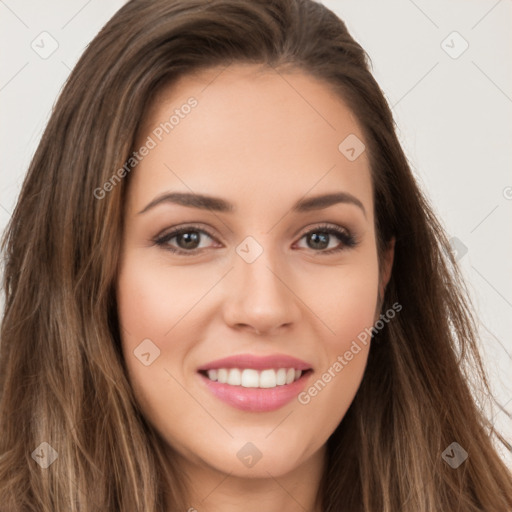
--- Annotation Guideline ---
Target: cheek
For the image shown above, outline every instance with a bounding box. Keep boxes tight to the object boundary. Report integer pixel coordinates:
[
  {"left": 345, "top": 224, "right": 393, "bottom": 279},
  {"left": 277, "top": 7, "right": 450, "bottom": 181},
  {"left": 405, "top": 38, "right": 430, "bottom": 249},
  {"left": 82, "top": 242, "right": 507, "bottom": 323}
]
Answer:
[
  {"left": 297, "top": 255, "right": 378, "bottom": 416},
  {"left": 115, "top": 257, "right": 198, "bottom": 434},
  {"left": 335, "top": 269, "right": 378, "bottom": 343},
  {"left": 116, "top": 252, "right": 206, "bottom": 339},
  {"left": 115, "top": 251, "right": 223, "bottom": 387},
  {"left": 310, "top": 254, "right": 379, "bottom": 349},
  {"left": 115, "top": 255, "right": 181, "bottom": 384}
]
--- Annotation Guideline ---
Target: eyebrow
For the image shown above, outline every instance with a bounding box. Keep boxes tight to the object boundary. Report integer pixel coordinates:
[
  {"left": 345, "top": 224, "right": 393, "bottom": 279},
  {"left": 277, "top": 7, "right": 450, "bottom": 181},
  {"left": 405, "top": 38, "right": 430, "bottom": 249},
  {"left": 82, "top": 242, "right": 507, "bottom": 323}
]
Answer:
[{"left": 137, "top": 191, "right": 366, "bottom": 217}]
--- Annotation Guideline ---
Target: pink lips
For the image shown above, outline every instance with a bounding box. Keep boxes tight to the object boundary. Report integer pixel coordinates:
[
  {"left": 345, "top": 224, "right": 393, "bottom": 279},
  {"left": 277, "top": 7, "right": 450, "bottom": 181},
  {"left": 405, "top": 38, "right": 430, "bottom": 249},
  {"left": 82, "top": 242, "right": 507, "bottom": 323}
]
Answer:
[{"left": 197, "top": 353, "right": 313, "bottom": 412}]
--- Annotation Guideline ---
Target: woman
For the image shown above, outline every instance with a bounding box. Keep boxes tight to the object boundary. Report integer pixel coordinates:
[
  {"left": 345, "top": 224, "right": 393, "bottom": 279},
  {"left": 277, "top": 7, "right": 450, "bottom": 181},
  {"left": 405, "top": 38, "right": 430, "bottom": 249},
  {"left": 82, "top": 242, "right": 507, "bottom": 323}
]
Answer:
[{"left": 0, "top": 0, "right": 510, "bottom": 510}]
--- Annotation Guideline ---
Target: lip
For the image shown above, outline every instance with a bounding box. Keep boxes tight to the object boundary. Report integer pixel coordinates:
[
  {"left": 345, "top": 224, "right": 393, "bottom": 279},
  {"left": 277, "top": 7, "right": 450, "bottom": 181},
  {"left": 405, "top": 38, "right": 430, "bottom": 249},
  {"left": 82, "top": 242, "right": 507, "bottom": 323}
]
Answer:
[
  {"left": 197, "top": 353, "right": 312, "bottom": 371},
  {"left": 198, "top": 370, "right": 312, "bottom": 412}
]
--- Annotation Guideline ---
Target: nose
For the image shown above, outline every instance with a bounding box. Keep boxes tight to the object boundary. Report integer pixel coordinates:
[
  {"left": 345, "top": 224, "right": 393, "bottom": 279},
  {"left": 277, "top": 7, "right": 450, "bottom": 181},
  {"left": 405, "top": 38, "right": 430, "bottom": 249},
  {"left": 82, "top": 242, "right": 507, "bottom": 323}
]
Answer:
[{"left": 222, "top": 246, "right": 302, "bottom": 336}]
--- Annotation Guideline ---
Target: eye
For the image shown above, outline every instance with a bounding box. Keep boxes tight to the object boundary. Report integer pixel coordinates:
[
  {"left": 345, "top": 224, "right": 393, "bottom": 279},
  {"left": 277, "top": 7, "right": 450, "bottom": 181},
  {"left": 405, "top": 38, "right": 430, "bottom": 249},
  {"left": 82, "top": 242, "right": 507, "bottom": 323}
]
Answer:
[
  {"left": 294, "top": 223, "right": 358, "bottom": 254},
  {"left": 153, "top": 224, "right": 219, "bottom": 255},
  {"left": 153, "top": 223, "right": 358, "bottom": 256}
]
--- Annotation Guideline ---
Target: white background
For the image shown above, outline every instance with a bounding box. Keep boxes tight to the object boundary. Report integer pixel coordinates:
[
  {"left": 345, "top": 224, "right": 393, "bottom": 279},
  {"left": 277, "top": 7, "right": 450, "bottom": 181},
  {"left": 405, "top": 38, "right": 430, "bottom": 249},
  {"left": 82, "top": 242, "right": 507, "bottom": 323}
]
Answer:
[{"left": 0, "top": 0, "right": 510, "bottom": 466}]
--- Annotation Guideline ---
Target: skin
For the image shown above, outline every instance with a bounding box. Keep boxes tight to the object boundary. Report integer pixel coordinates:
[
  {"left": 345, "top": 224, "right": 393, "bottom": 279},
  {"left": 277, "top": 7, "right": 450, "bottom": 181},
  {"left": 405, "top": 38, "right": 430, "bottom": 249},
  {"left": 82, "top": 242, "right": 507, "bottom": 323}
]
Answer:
[{"left": 116, "top": 63, "right": 394, "bottom": 512}]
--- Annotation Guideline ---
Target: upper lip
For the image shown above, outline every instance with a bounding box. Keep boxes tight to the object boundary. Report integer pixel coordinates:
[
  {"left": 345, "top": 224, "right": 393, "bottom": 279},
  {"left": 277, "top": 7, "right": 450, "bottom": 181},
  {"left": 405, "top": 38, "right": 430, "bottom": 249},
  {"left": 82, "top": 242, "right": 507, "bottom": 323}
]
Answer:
[{"left": 197, "top": 354, "right": 312, "bottom": 372}]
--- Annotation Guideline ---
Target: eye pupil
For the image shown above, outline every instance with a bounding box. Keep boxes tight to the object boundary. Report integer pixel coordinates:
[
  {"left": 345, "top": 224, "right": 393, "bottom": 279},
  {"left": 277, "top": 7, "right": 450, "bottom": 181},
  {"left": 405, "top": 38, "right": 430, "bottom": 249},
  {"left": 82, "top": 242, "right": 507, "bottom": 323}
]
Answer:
[
  {"left": 308, "top": 232, "right": 329, "bottom": 250},
  {"left": 177, "top": 231, "right": 200, "bottom": 249}
]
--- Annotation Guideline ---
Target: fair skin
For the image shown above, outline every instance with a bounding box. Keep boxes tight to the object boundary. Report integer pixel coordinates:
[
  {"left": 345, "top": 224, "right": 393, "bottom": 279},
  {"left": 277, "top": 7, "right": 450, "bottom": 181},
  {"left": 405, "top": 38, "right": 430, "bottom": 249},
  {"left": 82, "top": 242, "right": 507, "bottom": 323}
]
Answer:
[{"left": 116, "top": 63, "right": 394, "bottom": 512}]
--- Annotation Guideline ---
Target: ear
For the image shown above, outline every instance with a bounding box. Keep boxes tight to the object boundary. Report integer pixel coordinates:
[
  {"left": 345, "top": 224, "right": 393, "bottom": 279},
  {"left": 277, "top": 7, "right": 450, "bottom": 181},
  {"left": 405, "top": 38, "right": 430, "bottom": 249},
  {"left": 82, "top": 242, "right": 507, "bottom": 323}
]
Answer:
[{"left": 379, "top": 236, "right": 395, "bottom": 299}]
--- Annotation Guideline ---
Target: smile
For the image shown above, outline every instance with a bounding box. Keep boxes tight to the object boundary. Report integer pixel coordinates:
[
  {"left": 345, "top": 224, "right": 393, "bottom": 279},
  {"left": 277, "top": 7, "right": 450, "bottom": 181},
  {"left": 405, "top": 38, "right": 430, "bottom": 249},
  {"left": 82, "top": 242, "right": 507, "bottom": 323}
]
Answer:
[
  {"left": 198, "top": 370, "right": 312, "bottom": 412},
  {"left": 201, "top": 367, "right": 304, "bottom": 388},
  {"left": 197, "top": 353, "right": 313, "bottom": 412}
]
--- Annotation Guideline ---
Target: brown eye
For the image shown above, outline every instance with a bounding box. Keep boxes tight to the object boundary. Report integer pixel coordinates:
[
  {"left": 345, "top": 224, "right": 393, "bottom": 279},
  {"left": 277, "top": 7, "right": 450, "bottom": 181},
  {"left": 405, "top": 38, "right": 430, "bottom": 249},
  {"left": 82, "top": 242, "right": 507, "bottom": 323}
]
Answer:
[
  {"left": 296, "top": 224, "right": 358, "bottom": 254},
  {"left": 154, "top": 225, "right": 218, "bottom": 254},
  {"left": 173, "top": 231, "right": 202, "bottom": 250},
  {"left": 306, "top": 232, "right": 330, "bottom": 250}
]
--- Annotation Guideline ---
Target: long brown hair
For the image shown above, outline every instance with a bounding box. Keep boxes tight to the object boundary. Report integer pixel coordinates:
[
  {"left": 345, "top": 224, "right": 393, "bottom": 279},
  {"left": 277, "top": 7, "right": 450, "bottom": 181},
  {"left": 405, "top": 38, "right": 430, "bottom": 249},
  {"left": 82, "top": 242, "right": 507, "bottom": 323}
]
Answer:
[{"left": 1, "top": 0, "right": 510, "bottom": 510}]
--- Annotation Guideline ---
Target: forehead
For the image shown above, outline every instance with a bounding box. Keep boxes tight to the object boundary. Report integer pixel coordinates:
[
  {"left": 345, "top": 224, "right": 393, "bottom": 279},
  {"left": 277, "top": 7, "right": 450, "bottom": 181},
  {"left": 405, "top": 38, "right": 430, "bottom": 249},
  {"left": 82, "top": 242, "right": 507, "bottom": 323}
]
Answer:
[{"left": 128, "top": 63, "right": 373, "bottom": 219}]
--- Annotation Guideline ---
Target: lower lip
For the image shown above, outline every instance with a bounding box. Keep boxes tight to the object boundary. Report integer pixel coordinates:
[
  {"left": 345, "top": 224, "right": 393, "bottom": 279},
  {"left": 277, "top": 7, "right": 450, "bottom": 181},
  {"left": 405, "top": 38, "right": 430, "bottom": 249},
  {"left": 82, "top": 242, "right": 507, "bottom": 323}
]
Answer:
[{"left": 198, "top": 372, "right": 311, "bottom": 412}]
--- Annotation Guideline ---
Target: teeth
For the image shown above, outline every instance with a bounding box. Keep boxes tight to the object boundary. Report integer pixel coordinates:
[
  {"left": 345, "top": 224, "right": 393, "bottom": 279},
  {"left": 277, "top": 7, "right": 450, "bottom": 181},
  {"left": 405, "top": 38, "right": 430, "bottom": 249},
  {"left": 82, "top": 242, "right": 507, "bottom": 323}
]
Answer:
[
  {"left": 241, "top": 369, "right": 259, "bottom": 387},
  {"left": 205, "top": 368, "right": 304, "bottom": 388},
  {"left": 227, "top": 368, "right": 241, "bottom": 386},
  {"left": 259, "top": 369, "right": 276, "bottom": 388},
  {"left": 276, "top": 368, "right": 287, "bottom": 385},
  {"left": 217, "top": 368, "right": 228, "bottom": 384}
]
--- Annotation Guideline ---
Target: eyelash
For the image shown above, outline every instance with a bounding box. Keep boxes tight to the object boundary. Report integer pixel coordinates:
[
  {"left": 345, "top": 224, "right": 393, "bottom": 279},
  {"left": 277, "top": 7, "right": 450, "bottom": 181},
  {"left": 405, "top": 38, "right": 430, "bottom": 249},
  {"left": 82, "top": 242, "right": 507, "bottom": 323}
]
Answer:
[{"left": 153, "top": 223, "right": 358, "bottom": 256}]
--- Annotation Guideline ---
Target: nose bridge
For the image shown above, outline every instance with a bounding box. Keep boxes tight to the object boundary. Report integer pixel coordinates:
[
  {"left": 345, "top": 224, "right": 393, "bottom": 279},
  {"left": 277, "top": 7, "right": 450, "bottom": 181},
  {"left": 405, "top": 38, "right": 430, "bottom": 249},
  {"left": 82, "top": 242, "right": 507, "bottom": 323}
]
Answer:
[{"left": 223, "top": 234, "right": 300, "bottom": 333}]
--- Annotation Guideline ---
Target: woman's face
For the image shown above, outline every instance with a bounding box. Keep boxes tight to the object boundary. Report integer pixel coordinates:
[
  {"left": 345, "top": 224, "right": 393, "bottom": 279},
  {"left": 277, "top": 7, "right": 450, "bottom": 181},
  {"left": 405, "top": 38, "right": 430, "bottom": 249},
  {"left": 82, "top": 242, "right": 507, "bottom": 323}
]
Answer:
[{"left": 116, "top": 63, "right": 393, "bottom": 480}]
